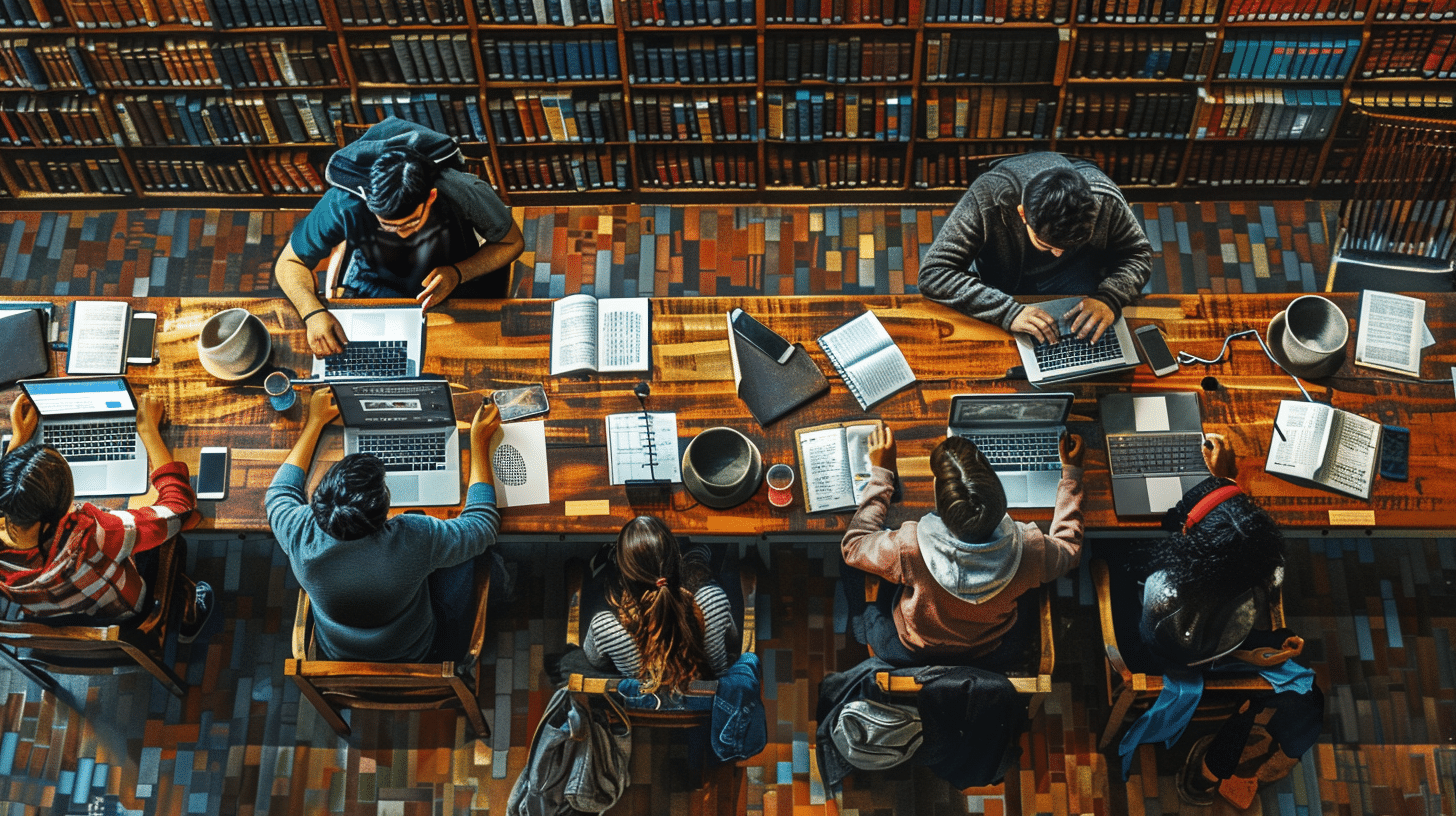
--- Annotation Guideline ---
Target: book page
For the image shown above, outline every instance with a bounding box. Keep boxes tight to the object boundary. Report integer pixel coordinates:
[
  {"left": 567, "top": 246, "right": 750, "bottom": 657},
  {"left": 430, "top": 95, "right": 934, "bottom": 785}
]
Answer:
[
  {"left": 550, "top": 294, "right": 599, "bottom": 375},
  {"left": 1265, "top": 400, "right": 1331, "bottom": 481},
  {"left": 67, "top": 300, "right": 129, "bottom": 375},
  {"left": 845, "top": 423, "right": 877, "bottom": 504},
  {"left": 1355, "top": 290, "right": 1425, "bottom": 376},
  {"left": 605, "top": 411, "right": 681, "bottom": 484},
  {"left": 842, "top": 344, "right": 916, "bottom": 410},
  {"left": 799, "top": 427, "right": 853, "bottom": 512},
  {"left": 596, "top": 297, "right": 650, "bottom": 373},
  {"left": 817, "top": 311, "right": 892, "bottom": 370},
  {"left": 1315, "top": 410, "right": 1380, "bottom": 499}
]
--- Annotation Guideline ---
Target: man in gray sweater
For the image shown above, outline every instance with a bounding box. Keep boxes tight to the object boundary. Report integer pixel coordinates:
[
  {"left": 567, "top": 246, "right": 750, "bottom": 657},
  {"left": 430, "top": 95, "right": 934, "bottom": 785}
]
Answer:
[{"left": 919, "top": 152, "right": 1152, "bottom": 345}]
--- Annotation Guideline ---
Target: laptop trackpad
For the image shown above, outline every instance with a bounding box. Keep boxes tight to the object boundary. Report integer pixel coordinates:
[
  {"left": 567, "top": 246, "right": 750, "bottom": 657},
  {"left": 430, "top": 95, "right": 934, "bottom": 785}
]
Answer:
[
  {"left": 389, "top": 474, "right": 421, "bottom": 505},
  {"left": 71, "top": 465, "right": 110, "bottom": 496},
  {"left": 1145, "top": 477, "right": 1185, "bottom": 514},
  {"left": 1001, "top": 473, "right": 1030, "bottom": 507}
]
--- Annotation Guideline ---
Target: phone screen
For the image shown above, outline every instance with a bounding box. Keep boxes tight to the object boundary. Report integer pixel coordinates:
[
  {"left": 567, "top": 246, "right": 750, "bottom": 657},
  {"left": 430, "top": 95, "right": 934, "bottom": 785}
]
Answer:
[
  {"left": 1135, "top": 326, "right": 1177, "bottom": 373},
  {"left": 730, "top": 309, "right": 792, "bottom": 363},
  {"left": 197, "top": 450, "right": 228, "bottom": 498},
  {"left": 128, "top": 313, "right": 157, "bottom": 363}
]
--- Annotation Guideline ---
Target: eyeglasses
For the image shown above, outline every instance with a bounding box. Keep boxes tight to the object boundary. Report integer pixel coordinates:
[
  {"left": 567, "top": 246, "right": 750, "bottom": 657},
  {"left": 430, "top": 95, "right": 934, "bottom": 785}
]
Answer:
[{"left": 377, "top": 204, "right": 429, "bottom": 234}]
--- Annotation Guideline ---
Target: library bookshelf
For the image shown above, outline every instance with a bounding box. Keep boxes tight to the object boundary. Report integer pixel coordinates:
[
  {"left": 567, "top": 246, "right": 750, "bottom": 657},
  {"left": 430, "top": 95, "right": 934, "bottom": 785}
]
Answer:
[{"left": 0, "top": 0, "right": 1451, "bottom": 209}]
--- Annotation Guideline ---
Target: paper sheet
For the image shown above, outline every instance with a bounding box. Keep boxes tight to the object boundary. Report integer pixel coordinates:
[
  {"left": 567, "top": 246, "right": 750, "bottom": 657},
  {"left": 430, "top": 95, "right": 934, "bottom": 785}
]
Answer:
[{"left": 490, "top": 420, "right": 550, "bottom": 507}]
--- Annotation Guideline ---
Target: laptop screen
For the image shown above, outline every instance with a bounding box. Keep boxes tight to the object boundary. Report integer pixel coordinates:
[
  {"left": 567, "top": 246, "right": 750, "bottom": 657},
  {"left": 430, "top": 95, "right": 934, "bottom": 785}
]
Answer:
[
  {"left": 949, "top": 393, "right": 1073, "bottom": 427},
  {"left": 333, "top": 379, "right": 455, "bottom": 428},
  {"left": 21, "top": 377, "right": 136, "bottom": 417}
]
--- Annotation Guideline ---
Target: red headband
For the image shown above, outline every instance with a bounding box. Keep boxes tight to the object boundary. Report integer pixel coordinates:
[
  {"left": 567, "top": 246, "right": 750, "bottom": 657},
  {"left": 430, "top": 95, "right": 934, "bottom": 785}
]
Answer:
[{"left": 1182, "top": 485, "right": 1242, "bottom": 534}]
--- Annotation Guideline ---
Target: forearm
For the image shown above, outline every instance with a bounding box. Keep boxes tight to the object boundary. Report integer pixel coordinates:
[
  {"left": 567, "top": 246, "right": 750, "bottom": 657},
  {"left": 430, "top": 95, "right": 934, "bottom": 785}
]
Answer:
[
  {"left": 276, "top": 245, "right": 327, "bottom": 317},
  {"left": 840, "top": 467, "right": 900, "bottom": 577},
  {"left": 139, "top": 427, "right": 174, "bottom": 469},
  {"left": 455, "top": 222, "right": 524, "bottom": 282},
  {"left": 284, "top": 423, "right": 330, "bottom": 470}
]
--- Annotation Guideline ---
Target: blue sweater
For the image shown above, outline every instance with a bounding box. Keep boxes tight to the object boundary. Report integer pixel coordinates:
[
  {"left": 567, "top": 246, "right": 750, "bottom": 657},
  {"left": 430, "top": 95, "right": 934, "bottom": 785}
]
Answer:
[{"left": 267, "top": 464, "right": 500, "bottom": 662}]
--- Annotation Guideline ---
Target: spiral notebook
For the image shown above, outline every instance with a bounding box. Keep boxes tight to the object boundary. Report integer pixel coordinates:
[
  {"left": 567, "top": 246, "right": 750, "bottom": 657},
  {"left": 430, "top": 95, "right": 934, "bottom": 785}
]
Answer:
[
  {"left": 816, "top": 310, "right": 916, "bottom": 411},
  {"left": 605, "top": 411, "right": 681, "bottom": 484}
]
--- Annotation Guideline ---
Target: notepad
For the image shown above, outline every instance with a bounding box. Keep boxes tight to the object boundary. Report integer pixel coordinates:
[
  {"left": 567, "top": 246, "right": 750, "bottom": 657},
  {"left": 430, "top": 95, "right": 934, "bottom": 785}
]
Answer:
[
  {"left": 66, "top": 300, "right": 131, "bottom": 375},
  {"left": 816, "top": 310, "right": 916, "bottom": 411}
]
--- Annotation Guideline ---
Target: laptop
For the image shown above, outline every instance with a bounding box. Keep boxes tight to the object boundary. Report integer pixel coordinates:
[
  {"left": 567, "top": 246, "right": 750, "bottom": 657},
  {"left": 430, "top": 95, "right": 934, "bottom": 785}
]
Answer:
[
  {"left": 332, "top": 377, "right": 462, "bottom": 507},
  {"left": 1014, "top": 295, "right": 1141, "bottom": 384},
  {"left": 18, "top": 376, "right": 147, "bottom": 497},
  {"left": 1101, "top": 391, "right": 1210, "bottom": 517},
  {"left": 945, "top": 392, "right": 1073, "bottom": 508},
  {"left": 311, "top": 307, "right": 425, "bottom": 380}
]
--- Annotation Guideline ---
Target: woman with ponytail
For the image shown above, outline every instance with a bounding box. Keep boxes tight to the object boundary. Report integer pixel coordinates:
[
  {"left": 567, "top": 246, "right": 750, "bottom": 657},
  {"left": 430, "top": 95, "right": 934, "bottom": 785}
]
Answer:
[
  {"left": 839, "top": 425, "right": 1085, "bottom": 668},
  {"left": 582, "top": 516, "right": 737, "bottom": 696}
]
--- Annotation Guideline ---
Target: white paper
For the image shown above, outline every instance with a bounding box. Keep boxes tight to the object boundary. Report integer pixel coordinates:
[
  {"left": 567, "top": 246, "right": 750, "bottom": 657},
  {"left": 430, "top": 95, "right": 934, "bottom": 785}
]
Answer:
[
  {"left": 605, "top": 411, "right": 681, "bottom": 484},
  {"left": 489, "top": 420, "right": 550, "bottom": 507},
  {"left": 67, "top": 301, "right": 129, "bottom": 375},
  {"left": 1133, "top": 396, "right": 1171, "bottom": 432},
  {"left": 1355, "top": 290, "right": 1425, "bottom": 376}
]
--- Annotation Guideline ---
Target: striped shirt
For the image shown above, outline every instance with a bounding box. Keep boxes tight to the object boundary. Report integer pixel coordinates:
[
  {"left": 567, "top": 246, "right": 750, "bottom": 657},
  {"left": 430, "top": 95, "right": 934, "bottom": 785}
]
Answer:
[{"left": 583, "top": 582, "right": 738, "bottom": 680}]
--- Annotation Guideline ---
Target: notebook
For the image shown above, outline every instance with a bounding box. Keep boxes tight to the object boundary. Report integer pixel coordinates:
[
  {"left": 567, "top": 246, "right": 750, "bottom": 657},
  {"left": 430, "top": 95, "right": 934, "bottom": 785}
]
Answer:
[
  {"left": 18, "top": 376, "right": 147, "bottom": 497},
  {"left": 311, "top": 307, "right": 425, "bottom": 379},
  {"left": 945, "top": 392, "right": 1073, "bottom": 508},
  {"left": 332, "top": 377, "right": 461, "bottom": 507},
  {"left": 1100, "top": 391, "right": 1210, "bottom": 517},
  {"left": 1014, "top": 296, "right": 1141, "bottom": 384}
]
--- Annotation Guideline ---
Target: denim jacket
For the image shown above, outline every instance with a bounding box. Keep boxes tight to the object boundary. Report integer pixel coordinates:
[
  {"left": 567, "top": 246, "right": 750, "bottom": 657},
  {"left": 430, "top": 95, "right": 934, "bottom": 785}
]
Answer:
[{"left": 614, "top": 652, "right": 766, "bottom": 762}]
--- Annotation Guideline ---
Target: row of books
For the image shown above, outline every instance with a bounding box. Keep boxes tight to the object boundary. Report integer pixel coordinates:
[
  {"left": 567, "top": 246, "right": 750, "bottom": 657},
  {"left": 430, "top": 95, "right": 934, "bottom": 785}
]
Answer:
[
  {"left": 1063, "top": 142, "right": 1184, "bottom": 185},
  {"left": 626, "top": 0, "right": 753, "bottom": 25},
  {"left": 0, "top": 93, "right": 109, "bottom": 146},
  {"left": 925, "top": 31, "right": 1059, "bottom": 83},
  {"left": 476, "top": 0, "right": 616, "bottom": 25},
  {"left": 765, "top": 146, "right": 904, "bottom": 188},
  {"left": 927, "top": 0, "right": 1072, "bottom": 22},
  {"left": 56, "top": 0, "right": 326, "bottom": 27},
  {"left": 764, "top": 0, "right": 902, "bottom": 23},
  {"left": 634, "top": 90, "right": 758, "bottom": 141},
  {"left": 1058, "top": 89, "right": 1198, "bottom": 138},
  {"left": 1069, "top": 31, "right": 1215, "bottom": 81},
  {"left": 766, "top": 37, "right": 913, "bottom": 84},
  {"left": 630, "top": 36, "right": 757, "bottom": 84},
  {"left": 1076, "top": 0, "right": 1217, "bottom": 21},
  {"left": 482, "top": 36, "right": 621, "bottom": 82},
  {"left": 1224, "top": 0, "right": 1365, "bottom": 19},
  {"left": 767, "top": 89, "right": 913, "bottom": 142},
  {"left": 1360, "top": 29, "right": 1456, "bottom": 78},
  {"left": 0, "top": 37, "right": 343, "bottom": 93},
  {"left": 336, "top": 0, "right": 469, "bottom": 24},
  {"left": 113, "top": 92, "right": 349, "bottom": 146},
  {"left": 257, "top": 150, "right": 324, "bottom": 194},
  {"left": 487, "top": 89, "right": 628, "bottom": 143},
  {"left": 1371, "top": 0, "right": 1455, "bottom": 18},
  {"left": 1214, "top": 34, "right": 1361, "bottom": 81},
  {"left": 498, "top": 147, "right": 631, "bottom": 192},
  {"left": 11, "top": 156, "right": 132, "bottom": 194},
  {"left": 360, "top": 92, "right": 483, "bottom": 141},
  {"left": 1183, "top": 143, "right": 1320, "bottom": 186},
  {"left": 637, "top": 146, "right": 756, "bottom": 188},
  {"left": 923, "top": 86, "right": 1057, "bottom": 139},
  {"left": 133, "top": 158, "right": 259, "bottom": 193},
  {"left": 911, "top": 148, "right": 1007, "bottom": 189},
  {"left": 350, "top": 35, "right": 477, "bottom": 85},
  {"left": 1195, "top": 87, "right": 1341, "bottom": 140},
  {"left": 211, "top": 37, "right": 344, "bottom": 89},
  {"left": 1348, "top": 90, "right": 1456, "bottom": 115}
]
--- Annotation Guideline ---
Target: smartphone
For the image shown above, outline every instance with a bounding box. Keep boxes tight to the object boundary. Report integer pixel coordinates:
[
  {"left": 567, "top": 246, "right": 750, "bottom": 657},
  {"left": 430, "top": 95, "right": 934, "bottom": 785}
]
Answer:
[
  {"left": 1379, "top": 425, "right": 1409, "bottom": 481},
  {"left": 127, "top": 312, "right": 158, "bottom": 365},
  {"left": 729, "top": 308, "right": 793, "bottom": 364},
  {"left": 1135, "top": 324, "right": 1178, "bottom": 377},
  {"left": 196, "top": 447, "right": 229, "bottom": 501},
  {"left": 493, "top": 384, "right": 550, "bottom": 422}
]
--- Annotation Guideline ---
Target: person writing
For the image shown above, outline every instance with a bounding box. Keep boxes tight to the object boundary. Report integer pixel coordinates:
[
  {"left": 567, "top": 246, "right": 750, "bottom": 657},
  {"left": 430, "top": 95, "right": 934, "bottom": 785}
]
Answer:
[
  {"left": 266, "top": 387, "right": 502, "bottom": 662},
  {"left": 840, "top": 426, "right": 1084, "bottom": 668},
  {"left": 918, "top": 152, "right": 1151, "bottom": 345},
  {"left": 275, "top": 118, "right": 525, "bottom": 358},
  {"left": 0, "top": 394, "right": 212, "bottom": 642}
]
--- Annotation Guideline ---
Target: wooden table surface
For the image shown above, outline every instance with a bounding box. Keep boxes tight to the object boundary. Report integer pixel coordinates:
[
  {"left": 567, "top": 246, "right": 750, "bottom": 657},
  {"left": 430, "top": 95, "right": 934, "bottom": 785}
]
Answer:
[{"left": 7, "top": 294, "right": 1454, "bottom": 536}]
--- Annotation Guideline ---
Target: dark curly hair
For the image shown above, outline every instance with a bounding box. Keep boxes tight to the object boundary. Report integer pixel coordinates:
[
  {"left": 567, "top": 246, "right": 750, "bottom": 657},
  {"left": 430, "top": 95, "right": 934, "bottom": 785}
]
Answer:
[
  {"left": 0, "top": 442, "right": 73, "bottom": 544},
  {"left": 311, "top": 453, "right": 390, "bottom": 540},
  {"left": 1153, "top": 492, "right": 1285, "bottom": 615},
  {"left": 366, "top": 145, "right": 439, "bottom": 220},
  {"left": 931, "top": 436, "right": 1007, "bottom": 542},
  {"left": 1021, "top": 166, "right": 1097, "bottom": 250}
]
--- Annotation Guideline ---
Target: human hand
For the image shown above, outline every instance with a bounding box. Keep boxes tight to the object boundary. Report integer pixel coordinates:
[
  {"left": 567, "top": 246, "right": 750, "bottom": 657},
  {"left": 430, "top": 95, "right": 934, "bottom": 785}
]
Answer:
[
  {"left": 306, "top": 312, "right": 349, "bottom": 358},
  {"left": 1010, "top": 306, "right": 1060, "bottom": 345},
  {"left": 305, "top": 386, "right": 339, "bottom": 430},
  {"left": 867, "top": 425, "right": 896, "bottom": 471},
  {"left": 1063, "top": 298, "right": 1116, "bottom": 344},
  {"left": 1202, "top": 433, "right": 1237, "bottom": 480},
  {"left": 471, "top": 400, "right": 501, "bottom": 452},
  {"left": 8, "top": 395, "right": 38, "bottom": 449},
  {"left": 416, "top": 265, "right": 460, "bottom": 312},
  {"left": 1059, "top": 432, "right": 1085, "bottom": 468},
  {"left": 136, "top": 394, "right": 165, "bottom": 431}
]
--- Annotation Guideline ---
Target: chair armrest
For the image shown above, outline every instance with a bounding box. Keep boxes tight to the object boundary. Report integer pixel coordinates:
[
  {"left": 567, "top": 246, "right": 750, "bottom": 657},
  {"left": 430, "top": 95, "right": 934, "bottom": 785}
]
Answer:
[
  {"left": 874, "top": 671, "right": 922, "bottom": 694},
  {"left": 1035, "top": 583, "right": 1054, "bottom": 679},
  {"left": 133, "top": 537, "right": 181, "bottom": 638},
  {"left": 739, "top": 561, "right": 757, "bottom": 655},
  {"left": 1269, "top": 585, "right": 1286, "bottom": 630},
  {"left": 465, "top": 561, "right": 491, "bottom": 661},
  {"left": 1091, "top": 559, "right": 1133, "bottom": 681},
  {"left": 566, "top": 558, "right": 585, "bottom": 648},
  {"left": 569, "top": 672, "right": 718, "bottom": 697},
  {"left": 292, "top": 589, "right": 311, "bottom": 660}
]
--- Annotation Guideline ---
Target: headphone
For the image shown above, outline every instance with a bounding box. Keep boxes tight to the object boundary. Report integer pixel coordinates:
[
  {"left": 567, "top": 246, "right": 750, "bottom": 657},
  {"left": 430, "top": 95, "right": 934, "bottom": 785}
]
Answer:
[{"left": 1180, "top": 484, "right": 1242, "bottom": 535}]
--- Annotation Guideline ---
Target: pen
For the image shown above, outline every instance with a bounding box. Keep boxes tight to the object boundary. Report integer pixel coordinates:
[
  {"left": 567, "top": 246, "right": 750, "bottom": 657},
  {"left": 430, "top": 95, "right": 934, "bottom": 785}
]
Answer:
[{"left": 1273, "top": 421, "right": 1287, "bottom": 442}]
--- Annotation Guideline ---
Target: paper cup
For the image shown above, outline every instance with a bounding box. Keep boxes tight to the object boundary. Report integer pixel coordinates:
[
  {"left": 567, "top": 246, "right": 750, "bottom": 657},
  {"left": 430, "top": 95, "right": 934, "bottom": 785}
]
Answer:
[{"left": 766, "top": 463, "right": 796, "bottom": 508}]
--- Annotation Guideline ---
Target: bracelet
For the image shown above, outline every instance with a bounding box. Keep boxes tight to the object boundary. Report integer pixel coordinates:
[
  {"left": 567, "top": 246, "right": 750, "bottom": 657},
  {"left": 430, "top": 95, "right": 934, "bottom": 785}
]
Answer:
[
  {"left": 446, "top": 264, "right": 462, "bottom": 286},
  {"left": 301, "top": 307, "right": 328, "bottom": 323}
]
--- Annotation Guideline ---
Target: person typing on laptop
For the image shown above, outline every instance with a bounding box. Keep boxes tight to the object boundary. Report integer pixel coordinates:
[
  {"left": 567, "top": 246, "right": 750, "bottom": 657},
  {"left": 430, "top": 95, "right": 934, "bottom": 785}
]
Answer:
[
  {"left": 267, "top": 387, "right": 503, "bottom": 662},
  {"left": 0, "top": 394, "right": 214, "bottom": 643},
  {"left": 918, "top": 152, "right": 1151, "bottom": 345},
  {"left": 839, "top": 426, "right": 1084, "bottom": 668}
]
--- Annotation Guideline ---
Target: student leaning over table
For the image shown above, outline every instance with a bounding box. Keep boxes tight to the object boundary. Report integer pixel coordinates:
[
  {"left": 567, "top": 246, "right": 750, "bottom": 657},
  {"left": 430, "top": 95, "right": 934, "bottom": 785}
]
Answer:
[
  {"left": 839, "top": 426, "right": 1084, "bottom": 669},
  {"left": 266, "top": 387, "right": 501, "bottom": 663}
]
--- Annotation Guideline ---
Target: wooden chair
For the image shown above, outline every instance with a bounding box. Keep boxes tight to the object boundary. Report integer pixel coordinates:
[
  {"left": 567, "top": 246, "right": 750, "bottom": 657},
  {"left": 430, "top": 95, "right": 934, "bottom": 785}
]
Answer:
[
  {"left": 0, "top": 537, "right": 188, "bottom": 698},
  {"left": 1091, "top": 558, "right": 1285, "bottom": 750},
  {"left": 285, "top": 565, "right": 492, "bottom": 740}
]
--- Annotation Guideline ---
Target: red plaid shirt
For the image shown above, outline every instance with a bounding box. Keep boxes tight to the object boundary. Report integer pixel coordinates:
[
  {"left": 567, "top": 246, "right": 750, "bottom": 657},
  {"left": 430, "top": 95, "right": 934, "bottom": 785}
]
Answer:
[{"left": 0, "top": 462, "right": 197, "bottom": 620}]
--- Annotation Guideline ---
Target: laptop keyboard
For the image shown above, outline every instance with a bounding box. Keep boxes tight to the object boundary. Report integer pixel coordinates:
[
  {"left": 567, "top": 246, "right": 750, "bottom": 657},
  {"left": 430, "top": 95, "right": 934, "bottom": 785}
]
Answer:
[
  {"left": 1108, "top": 433, "right": 1205, "bottom": 475},
  {"left": 356, "top": 431, "right": 450, "bottom": 472},
  {"left": 43, "top": 420, "right": 138, "bottom": 462},
  {"left": 323, "top": 340, "right": 409, "bottom": 378},
  {"left": 960, "top": 431, "right": 1062, "bottom": 472},
  {"left": 1034, "top": 332, "right": 1122, "bottom": 372}
]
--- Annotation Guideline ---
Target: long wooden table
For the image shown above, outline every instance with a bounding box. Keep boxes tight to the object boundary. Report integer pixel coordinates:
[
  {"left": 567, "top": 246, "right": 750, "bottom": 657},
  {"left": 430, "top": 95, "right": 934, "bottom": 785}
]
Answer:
[{"left": 6, "top": 294, "right": 1454, "bottom": 535}]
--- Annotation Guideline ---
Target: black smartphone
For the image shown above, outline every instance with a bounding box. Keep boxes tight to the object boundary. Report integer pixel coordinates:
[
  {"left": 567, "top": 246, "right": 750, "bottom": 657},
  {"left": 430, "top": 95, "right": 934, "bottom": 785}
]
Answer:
[
  {"left": 127, "top": 312, "right": 158, "bottom": 365},
  {"left": 1380, "top": 425, "right": 1409, "bottom": 481},
  {"left": 1134, "top": 324, "right": 1178, "bottom": 377},
  {"left": 729, "top": 308, "right": 793, "bottom": 364},
  {"left": 196, "top": 446, "right": 229, "bottom": 500}
]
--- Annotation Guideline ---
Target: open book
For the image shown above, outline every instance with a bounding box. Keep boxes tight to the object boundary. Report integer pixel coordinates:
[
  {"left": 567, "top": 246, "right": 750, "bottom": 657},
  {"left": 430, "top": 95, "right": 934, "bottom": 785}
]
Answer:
[
  {"left": 795, "top": 421, "right": 878, "bottom": 513},
  {"left": 1355, "top": 290, "right": 1425, "bottom": 377},
  {"left": 816, "top": 310, "right": 916, "bottom": 411},
  {"left": 550, "top": 294, "right": 650, "bottom": 376},
  {"left": 67, "top": 300, "right": 131, "bottom": 375},
  {"left": 1265, "top": 399, "right": 1382, "bottom": 499}
]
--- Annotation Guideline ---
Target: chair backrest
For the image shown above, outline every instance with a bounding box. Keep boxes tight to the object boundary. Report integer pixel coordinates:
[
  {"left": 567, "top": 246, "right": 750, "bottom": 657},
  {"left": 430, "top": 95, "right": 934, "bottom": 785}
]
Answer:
[
  {"left": 1335, "top": 109, "right": 1456, "bottom": 270},
  {"left": 285, "top": 565, "right": 492, "bottom": 739},
  {"left": 1326, "top": 246, "right": 1455, "bottom": 293}
]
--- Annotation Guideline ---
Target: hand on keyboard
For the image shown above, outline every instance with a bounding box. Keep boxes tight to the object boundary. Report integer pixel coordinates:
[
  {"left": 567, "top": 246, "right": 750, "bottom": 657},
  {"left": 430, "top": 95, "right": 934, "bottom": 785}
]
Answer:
[
  {"left": 1060, "top": 433, "right": 1085, "bottom": 468},
  {"left": 1202, "top": 433, "right": 1237, "bottom": 480},
  {"left": 1062, "top": 298, "right": 1115, "bottom": 345},
  {"left": 1010, "top": 305, "right": 1060, "bottom": 345}
]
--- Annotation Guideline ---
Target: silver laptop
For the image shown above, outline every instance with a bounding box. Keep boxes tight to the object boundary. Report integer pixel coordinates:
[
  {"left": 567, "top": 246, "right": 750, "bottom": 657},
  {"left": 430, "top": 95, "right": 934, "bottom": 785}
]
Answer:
[
  {"left": 1101, "top": 391, "right": 1209, "bottom": 517},
  {"left": 1014, "top": 295, "right": 1141, "bottom": 384},
  {"left": 946, "top": 392, "right": 1073, "bottom": 508},
  {"left": 18, "top": 376, "right": 147, "bottom": 496},
  {"left": 311, "top": 307, "right": 425, "bottom": 379},
  {"left": 333, "top": 378, "right": 462, "bottom": 507}
]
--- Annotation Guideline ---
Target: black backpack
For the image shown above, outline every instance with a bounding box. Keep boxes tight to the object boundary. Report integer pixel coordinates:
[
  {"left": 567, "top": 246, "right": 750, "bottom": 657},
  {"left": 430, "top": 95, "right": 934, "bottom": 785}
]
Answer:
[{"left": 324, "top": 117, "right": 464, "bottom": 202}]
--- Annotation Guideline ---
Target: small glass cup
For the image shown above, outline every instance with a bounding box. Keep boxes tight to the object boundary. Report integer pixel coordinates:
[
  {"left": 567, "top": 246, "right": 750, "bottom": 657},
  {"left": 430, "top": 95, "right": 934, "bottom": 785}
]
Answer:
[
  {"left": 264, "top": 370, "right": 297, "bottom": 411},
  {"left": 766, "top": 463, "right": 795, "bottom": 508}
]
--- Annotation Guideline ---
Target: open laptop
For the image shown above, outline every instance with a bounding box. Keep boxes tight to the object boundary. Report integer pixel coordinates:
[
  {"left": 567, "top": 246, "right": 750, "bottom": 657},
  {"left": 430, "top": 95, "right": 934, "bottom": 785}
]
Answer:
[
  {"left": 311, "top": 307, "right": 425, "bottom": 380},
  {"left": 18, "top": 376, "right": 147, "bottom": 496},
  {"left": 1014, "top": 295, "right": 1141, "bottom": 384},
  {"left": 946, "top": 392, "right": 1073, "bottom": 508},
  {"left": 332, "top": 377, "right": 461, "bottom": 507},
  {"left": 1101, "top": 391, "right": 1210, "bottom": 517}
]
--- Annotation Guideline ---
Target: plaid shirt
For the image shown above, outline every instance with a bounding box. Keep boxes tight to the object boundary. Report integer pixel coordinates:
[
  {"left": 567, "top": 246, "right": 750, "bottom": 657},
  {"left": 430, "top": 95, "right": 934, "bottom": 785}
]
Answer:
[{"left": 0, "top": 462, "right": 197, "bottom": 620}]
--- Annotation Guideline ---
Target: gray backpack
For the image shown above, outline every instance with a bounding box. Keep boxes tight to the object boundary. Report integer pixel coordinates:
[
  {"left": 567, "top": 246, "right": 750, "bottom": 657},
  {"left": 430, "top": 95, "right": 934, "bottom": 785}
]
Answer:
[
  {"left": 507, "top": 686, "right": 632, "bottom": 816},
  {"left": 830, "top": 698, "right": 924, "bottom": 771}
]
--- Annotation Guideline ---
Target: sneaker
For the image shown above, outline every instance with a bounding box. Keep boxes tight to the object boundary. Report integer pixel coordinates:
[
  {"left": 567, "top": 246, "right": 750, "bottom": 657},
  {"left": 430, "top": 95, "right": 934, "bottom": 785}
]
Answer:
[
  {"left": 1177, "top": 734, "right": 1219, "bottom": 807},
  {"left": 178, "top": 581, "right": 214, "bottom": 644}
]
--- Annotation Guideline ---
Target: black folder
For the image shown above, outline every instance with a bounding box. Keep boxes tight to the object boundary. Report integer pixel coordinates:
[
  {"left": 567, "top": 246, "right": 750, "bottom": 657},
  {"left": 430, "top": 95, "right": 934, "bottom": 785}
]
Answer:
[
  {"left": 0, "top": 308, "right": 49, "bottom": 387},
  {"left": 731, "top": 331, "right": 829, "bottom": 427}
]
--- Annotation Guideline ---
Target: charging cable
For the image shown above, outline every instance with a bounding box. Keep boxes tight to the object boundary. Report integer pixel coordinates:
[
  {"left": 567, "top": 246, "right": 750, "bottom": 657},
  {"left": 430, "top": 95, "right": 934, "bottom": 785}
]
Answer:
[{"left": 1176, "top": 328, "right": 1315, "bottom": 402}]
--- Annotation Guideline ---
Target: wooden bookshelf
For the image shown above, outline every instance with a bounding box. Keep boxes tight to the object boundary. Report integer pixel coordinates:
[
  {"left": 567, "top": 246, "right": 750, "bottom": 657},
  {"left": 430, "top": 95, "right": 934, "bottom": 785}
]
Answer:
[{"left": 0, "top": 0, "right": 1452, "bottom": 208}]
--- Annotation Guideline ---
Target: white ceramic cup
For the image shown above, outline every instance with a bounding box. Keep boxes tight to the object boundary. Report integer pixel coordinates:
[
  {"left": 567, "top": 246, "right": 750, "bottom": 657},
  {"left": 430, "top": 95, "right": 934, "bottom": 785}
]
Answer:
[
  {"left": 1281, "top": 295, "right": 1348, "bottom": 369},
  {"left": 198, "top": 308, "right": 270, "bottom": 381}
]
